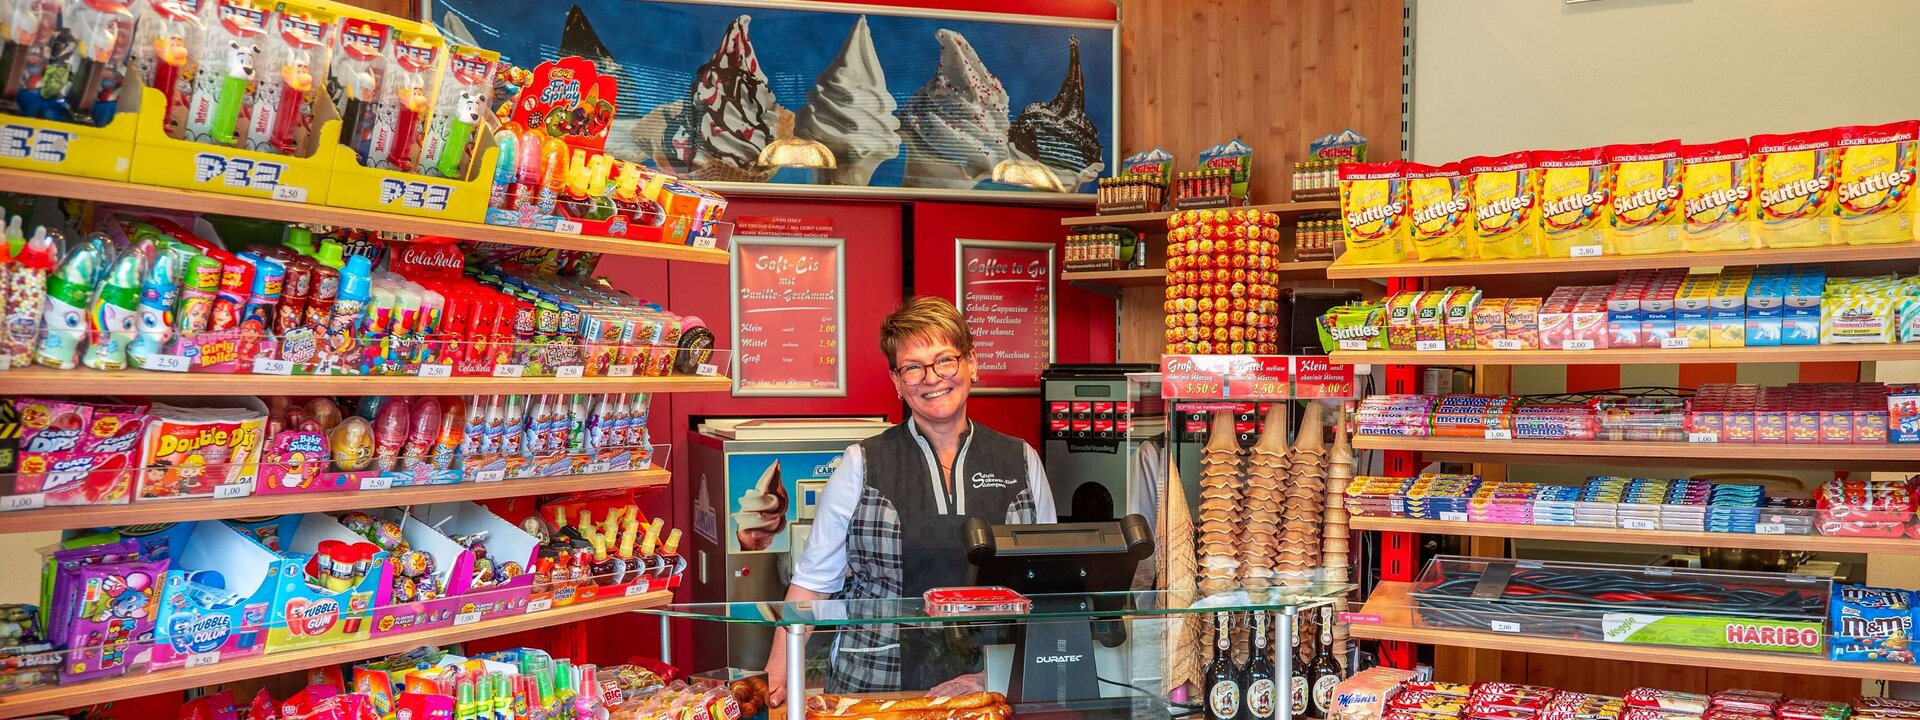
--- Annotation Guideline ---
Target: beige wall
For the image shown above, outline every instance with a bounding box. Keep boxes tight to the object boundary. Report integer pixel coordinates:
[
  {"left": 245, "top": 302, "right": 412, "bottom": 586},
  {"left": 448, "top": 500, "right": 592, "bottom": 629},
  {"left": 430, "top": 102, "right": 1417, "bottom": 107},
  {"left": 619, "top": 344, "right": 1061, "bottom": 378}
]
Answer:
[{"left": 1411, "top": 0, "right": 1920, "bottom": 163}]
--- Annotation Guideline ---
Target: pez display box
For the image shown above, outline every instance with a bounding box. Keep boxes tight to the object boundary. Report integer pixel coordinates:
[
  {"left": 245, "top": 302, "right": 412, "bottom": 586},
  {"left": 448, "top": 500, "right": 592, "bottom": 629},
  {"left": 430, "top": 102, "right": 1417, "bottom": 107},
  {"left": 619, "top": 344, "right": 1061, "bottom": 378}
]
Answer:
[
  {"left": 367, "top": 502, "right": 536, "bottom": 637},
  {"left": 266, "top": 513, "right": 386, "bottom": 652},
  {"left": 149, "top": 521, "right": 281, "bottom": 669}
]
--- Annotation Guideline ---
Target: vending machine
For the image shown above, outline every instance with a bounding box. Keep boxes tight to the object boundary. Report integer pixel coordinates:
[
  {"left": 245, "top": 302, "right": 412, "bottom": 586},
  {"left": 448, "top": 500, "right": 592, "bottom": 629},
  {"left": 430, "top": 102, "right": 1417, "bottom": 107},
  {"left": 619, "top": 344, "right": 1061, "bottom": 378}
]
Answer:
[{"left": 687, "top": 417, "right": 891, "bottom": 671}]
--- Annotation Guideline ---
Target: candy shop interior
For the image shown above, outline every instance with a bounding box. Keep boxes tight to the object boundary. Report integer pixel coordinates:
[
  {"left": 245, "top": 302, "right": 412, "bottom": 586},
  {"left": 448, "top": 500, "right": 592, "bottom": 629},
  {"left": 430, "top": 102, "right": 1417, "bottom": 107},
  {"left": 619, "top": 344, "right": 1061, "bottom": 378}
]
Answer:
[{"left": 2, "top": 0, "right": 1920, "bottom": 719}]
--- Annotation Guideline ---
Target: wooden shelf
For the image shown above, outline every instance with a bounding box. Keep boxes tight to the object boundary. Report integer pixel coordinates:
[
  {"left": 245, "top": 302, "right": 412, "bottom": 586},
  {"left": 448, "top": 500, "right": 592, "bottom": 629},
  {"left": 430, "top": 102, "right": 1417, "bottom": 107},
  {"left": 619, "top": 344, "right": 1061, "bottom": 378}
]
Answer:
[
  {"left": 1353, "top": 435, "right": 1920, "bottom": 471},
  {"left": 1331, "top": 343, "right": 1920, "bottom": 366},
  {"left": 0, "top": 469, "right": 668, "bottom": 534},
  {"left": 0, "top": 365, "right": 732, "bottom": 396},
  {"left": 0, "top": 590, "right": 673, "bottom": 718},
  {"left": 1324, "top": 241, "right": 1920, "bottom": 279},
  {"left": 1351, "top": 582, "right": 1918, "bottom": 682},
  {"left": 1351, "top": 516, "right": 1915, "bottom": 554},
  {"left": 1060, "top": 200, "right": 1339, "bottom": 229},
  {"left": 0, "top": 169, "right": 731, "bottom": 265},
  {"left": 1064, "top": 261, "right": 1333, "bottom": 288}
]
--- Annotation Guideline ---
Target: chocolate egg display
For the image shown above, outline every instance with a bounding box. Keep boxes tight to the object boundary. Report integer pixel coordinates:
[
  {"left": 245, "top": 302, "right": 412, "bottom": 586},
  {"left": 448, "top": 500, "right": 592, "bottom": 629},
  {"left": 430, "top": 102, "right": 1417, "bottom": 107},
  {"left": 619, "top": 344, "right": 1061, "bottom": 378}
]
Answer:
[
  {"left": 330, "top": 417, "right": 375, "bottom": 471},
  {"left": 306, "top": 398, "right": 344, "bottom": 431}
]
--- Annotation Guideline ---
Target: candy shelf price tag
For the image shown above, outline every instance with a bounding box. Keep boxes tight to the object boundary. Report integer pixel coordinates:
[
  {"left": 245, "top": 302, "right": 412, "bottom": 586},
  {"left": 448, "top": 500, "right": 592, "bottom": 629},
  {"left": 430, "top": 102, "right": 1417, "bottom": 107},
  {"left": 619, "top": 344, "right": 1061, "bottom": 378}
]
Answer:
[
  {"left": 271, "top": 185, "right": 309, "bottom": 203},
  {"left": 1661, "top": 337, "right": 1691, "bottom": 349},
  {"left": 1439, "top": 511, "right": 1468, "bottom": 523},
  {"left": 1569, "top": 245, "right": 1603, "bottom": 258},
  {"left": 419, "top": 364, "right": 453, "bottom": 378},
  {"left": 583, "top": 462, "right": 611, "bottom": 475},
  {"left": 472, "top": 470, "right": 505, "bottom": 483},
  {"left": 1561, "top": 339, "right": 1596, "bottom": 351},
  {"left": 148, "top": 354, "right": 191, "bottom": 372},
  {"left": 692, "top": 234, "right": 718, "bottom": 249},
  {"left": 358, "top": 476, "right": 393, "bottom": 491},
  {"left": 608, "top": 365, "right": 636, "bottom": 377},
  {"left": 1490, "top": 339, "right": 1523, "bottom": 351},
  {"left": 252, "top": 357, "right": 293, "bottom": 375},
  {"left": 453, "top": 611, "right": 482, "bottom": 626},
  {"left": 0, "top": 493, "right": 45, "bottom": 512},
  {"left": 554, "top": 365, "right": 585, "bottom": 379},
  {"left": 493, "top": 364, "right": 525, "bottom": 378},
  {"left": 1484, "top": 429, "right": 1512, "bottom": 440},
  {"left": 1688, "top": 432, "right": 1720, "bottom": 443},
  {"left": 214, "top": 483, "right": 253, "bottom": 500},
  {"left": 1415, "top": 340, "right": 1446, "bottom": 352},
  {"left": 1621, "top": 518, "right": 1657, "bottom": 530},
  {"left": 185, "top": 652, "right": 221, "bottom": 669},
  {"left": 1490, "top": 620, "right": 1522, "bottom": 633},
  {"left": 554, "top": 219, "right": 583, "bottom": 235},
  {"left": 696, "top": 363, "right": 718, "bottom": 377},
  {"left": 1337, "top": 339, "right": 1367, "bottom": 351},
  {"left": 1755, "top": 523, "right": 1787, "bottom": 535},
  {"left": 526, "top": 598, "right": 553, "bottom": 613},
  {"left": 624, "top": 583, "right": 649, "bottom": 597}
]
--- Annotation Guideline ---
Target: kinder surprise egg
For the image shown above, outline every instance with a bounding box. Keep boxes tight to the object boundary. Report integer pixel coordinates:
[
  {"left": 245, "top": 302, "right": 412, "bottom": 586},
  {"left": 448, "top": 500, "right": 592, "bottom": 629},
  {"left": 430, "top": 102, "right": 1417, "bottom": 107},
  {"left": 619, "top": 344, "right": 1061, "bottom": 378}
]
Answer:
[{"left": 330, "top": 417, "right": 375, "bottom": 472}]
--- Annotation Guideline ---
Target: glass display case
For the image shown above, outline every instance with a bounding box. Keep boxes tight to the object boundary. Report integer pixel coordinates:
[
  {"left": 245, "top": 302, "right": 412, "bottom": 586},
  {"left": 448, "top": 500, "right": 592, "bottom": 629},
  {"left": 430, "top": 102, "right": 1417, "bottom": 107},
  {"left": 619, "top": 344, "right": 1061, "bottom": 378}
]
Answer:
[{"left": 635, "top": 584, "right": 1353, "bottom": 720}]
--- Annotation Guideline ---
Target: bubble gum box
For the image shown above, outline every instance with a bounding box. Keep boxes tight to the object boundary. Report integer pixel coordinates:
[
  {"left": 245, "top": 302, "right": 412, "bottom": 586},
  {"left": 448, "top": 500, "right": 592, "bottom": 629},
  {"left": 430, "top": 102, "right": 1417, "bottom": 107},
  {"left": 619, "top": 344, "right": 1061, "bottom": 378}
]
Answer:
[
  {"left": 1339, "top": 161, "right": 1409, "bottom": 265},
  {"left": 1606, "top": 140, "right": 1683, "bottom": 255},
  {"left": 1682, "top": 139, "right": 1757, "bottom": 252},
  {"left": 1536, "top": 147, "right": 1610, "bottom": 257},
  {"left": 1474, "top": 297, "right": 1510, "bottom": 349},
  {"left": 1467, "top": 152, "right": 1543, "bottom": 259},
  {"left": 1405, "top": 161, "right": 1473, "bottom": 261},
  {"left": 1752, "top": 130, "right": 1837, "bottom": 249},
  {"left": 1889, "top": 384, "right": 1920, "bottom": 444},
  {"left": 1833, "top": 120, "right": 1918, "bottom": 246}
]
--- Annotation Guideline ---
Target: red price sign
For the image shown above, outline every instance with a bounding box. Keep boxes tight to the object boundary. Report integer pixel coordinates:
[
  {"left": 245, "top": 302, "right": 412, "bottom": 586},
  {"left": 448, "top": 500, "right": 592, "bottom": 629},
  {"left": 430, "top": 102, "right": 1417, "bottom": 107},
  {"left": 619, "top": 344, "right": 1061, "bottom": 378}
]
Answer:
[
  {"left": 731, "top": 237, "right": 846, "bottom": 396},
  {"left": 1292, "top": 356, "right": 1357, "bottom": 399},
  {"left": 1162, "top": 355, "right": 1291, "bottom": 400},
  {"left": 957, "top": 240, "right": 1054, "bottom": 392}
]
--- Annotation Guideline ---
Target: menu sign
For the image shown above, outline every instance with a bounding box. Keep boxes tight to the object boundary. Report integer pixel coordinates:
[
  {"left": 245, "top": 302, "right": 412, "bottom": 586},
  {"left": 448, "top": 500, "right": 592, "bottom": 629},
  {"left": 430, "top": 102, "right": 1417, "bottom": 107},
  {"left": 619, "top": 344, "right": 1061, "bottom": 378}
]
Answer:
[
  {"left": 956, "top": 239, "right": 1054, "bottom": 393},
  {"left": 731, "top": 236, "right": 846, "bottom": 396}
]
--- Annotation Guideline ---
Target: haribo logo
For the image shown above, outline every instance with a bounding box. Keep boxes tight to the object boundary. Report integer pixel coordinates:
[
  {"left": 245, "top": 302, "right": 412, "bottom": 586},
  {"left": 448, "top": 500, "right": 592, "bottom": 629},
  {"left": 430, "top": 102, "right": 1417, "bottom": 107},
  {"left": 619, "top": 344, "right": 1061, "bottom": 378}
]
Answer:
[
  {"left": 0, "top": 125, "right": 72, "bottom": 164},
  {"left": 1725, "top": 623, "right": 1821, "bottom": 648},
  {"left": 193, "top": 153, "right": 287, "bottom": 192},
  {"left": 378, "top": 179, "right": 453, "bottom": 211},
  {"left": 167, "top": 612, "right": 234, "bottom": 653}
]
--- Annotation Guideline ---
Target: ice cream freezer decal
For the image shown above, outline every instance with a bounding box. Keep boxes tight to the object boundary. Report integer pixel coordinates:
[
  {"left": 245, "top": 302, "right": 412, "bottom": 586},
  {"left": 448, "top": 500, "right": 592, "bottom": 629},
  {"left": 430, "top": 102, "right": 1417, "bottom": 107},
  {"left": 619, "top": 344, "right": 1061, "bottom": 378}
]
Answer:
[
  {"left": 727, "top": 450, "right": 844, "bottom": 554},
  {"left": 433, "top": 0, "right": 1117, "bottom": 192}
]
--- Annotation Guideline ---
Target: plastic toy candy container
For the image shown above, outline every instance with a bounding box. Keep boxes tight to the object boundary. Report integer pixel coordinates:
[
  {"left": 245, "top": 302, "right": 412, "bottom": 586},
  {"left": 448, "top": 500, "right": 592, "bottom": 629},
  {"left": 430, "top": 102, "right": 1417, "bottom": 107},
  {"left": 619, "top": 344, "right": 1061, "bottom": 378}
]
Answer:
[
  {"left": 16, "top": 0, "right": 137, "bottom": 126},
  {"left": 243, "top": 0, "right": 334, "bottom": 155},
  {"left": 362, "top": 24, "right": 437, "bottom": 172},
  {"left": 183, "top": 0, "right": 268, "bottom": 146},
  {"left": 129, "top": 0, "right": 206, "bottom": 134},
  {"left": 417, "top": 44, "right": 497, "bottom": 179}
]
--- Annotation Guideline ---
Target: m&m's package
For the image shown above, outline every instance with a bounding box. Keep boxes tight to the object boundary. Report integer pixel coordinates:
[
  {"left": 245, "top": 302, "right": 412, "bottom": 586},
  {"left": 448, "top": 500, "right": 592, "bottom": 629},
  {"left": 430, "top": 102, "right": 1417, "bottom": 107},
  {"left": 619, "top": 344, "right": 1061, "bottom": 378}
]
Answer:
[
  {"left": 1833, "top": 120, "right": 1918, "bottom": 246},
  {"left": 1752, "top": 130, "right": 1838, "bottom": 249},
  {"left": 1828, "top": 584, "right": 1914, "bottom": 663}
]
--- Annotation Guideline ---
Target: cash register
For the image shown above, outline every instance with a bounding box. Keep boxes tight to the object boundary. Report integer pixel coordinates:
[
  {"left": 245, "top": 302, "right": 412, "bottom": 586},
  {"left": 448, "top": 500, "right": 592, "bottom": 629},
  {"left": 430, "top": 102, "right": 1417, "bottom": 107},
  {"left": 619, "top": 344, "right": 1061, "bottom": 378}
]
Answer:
[{"left": 961, "top": 515, "right": 1153, "bottom": 716}]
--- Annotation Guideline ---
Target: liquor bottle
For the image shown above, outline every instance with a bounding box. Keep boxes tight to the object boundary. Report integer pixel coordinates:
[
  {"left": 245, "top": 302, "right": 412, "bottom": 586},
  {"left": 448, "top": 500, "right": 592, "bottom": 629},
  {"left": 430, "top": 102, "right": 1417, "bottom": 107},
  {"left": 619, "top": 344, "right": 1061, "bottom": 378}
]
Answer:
[
  {"left": 1289, "top": 612, "right": 1310, "bottom": 720},
  {"left": 1204, "top": 612, "right": 1241, "bottom": 720},
  {"left": 1308, "top": 606, "right": 1344, "bottom": 719},
  {"left": 1244, "top": 611, "right": 1276, "bottom": 720}
]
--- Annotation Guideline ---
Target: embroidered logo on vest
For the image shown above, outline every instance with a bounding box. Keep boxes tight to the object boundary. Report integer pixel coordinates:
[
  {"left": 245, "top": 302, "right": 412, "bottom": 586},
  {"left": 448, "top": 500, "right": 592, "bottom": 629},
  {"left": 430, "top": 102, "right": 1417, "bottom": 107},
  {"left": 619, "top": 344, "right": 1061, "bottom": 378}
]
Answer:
[{"left": 971, "top": 472, "right": 1014, "bottom": 489}]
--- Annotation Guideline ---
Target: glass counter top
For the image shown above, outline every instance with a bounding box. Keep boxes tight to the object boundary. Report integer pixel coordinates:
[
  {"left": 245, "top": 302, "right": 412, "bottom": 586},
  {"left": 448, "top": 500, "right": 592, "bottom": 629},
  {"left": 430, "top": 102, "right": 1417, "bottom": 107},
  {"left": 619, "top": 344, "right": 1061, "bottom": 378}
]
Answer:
[{"left": 632, "top": 583, "right": 1355, "bottom": 627}]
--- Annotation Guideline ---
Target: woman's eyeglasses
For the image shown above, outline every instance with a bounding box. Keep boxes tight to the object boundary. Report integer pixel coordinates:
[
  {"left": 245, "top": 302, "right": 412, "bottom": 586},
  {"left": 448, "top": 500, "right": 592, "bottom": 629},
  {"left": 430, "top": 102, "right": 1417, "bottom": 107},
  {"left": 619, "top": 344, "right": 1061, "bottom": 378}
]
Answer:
[{"left": 893, "top": 355, "right": 963, "bottom": 384}]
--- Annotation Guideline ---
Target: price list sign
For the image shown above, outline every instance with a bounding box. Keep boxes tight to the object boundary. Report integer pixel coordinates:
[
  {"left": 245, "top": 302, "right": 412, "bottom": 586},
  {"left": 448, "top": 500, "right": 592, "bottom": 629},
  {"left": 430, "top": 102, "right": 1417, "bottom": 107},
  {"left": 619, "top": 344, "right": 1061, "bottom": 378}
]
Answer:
[
  {"left": 731, "top": 236, "right": 846, "bottom": 396},
  {"left": 956, "top": 239, "right": 1054, "bottom": 393}
]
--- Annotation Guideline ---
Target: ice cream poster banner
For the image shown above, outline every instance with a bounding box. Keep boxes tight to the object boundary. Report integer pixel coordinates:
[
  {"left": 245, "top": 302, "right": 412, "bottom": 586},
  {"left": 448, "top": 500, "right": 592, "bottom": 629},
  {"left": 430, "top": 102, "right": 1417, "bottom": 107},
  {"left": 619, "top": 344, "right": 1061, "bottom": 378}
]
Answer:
[
  {"left": 729, "top": 451, "right": 841, "bottom": 554},
  {"left": 432, "top": 0, "right": 1117, "bottom": 193},
  {"left": 731, "top": 235, "right": 847, "bottom": 397},
  {"left": 957, "top": 239, "right": 1054, "bottom": 394}
]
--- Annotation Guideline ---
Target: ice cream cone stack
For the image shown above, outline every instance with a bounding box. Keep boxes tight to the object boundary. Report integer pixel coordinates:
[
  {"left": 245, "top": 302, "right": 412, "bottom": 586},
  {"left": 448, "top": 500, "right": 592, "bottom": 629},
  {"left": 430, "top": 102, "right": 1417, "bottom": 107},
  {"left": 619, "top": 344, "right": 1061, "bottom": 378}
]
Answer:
[
  {"left": 1164, "top": 462, "right": 1203, "bottom": 694},
  {"left": 1279, "top": 402, "right": 1329, "bottom": 587},
  {"left": 1322, "top": 408, "right": 1354, "bottom": 584},
  {"left": 1197, "top": 411, "right": 1243, "bottom": 594},
  {"left": 1238, "top": 402, "right": 1289, "bottom": 589}
]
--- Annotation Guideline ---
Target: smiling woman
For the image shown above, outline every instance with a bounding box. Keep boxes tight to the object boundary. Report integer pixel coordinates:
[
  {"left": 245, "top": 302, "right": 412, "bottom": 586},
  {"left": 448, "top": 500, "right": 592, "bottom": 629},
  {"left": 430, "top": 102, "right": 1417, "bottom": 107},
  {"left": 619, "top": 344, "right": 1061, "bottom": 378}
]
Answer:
[{"left": 761, "top": 295, "right": 1058, "bottom": 704}]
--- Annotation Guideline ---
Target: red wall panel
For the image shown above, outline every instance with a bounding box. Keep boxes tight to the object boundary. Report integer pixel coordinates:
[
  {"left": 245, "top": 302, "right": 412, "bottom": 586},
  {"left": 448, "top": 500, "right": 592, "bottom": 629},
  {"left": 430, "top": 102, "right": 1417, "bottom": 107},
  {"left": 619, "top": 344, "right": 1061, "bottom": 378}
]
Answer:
[{"left": 909, "top": 201, "right": 1116, "bottom": 448}]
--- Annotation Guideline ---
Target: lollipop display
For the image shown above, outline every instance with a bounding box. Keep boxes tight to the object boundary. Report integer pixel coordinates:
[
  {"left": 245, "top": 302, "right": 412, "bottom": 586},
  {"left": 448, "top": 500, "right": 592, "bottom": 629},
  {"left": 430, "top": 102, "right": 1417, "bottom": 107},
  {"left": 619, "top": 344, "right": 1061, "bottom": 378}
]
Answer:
[{"left": 1163, "top": 209, "right": 1286, "bottom": 356}]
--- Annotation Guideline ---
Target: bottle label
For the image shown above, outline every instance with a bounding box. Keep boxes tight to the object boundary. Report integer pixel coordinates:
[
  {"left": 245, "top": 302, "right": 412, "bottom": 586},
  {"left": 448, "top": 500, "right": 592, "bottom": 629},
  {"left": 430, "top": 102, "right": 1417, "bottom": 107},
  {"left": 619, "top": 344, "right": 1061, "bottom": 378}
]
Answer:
[
  {"left": 1248, "top": 678, "right": 1277, "bottom": 718},
  {"left": 1291, "top": 676, "right": 1308, "bottom": 716},
  {"left": 1209, "top": 681, "right": 1241, "bottom": 720},
  {"left": 1314, "top": 675, "right": 1340, "bottom": 715}
]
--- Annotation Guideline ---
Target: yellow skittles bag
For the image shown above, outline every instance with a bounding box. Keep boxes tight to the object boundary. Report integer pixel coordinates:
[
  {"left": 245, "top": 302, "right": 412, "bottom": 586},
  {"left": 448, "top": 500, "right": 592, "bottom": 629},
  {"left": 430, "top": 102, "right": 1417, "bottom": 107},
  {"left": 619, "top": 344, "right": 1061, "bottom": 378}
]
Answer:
[
  {"left": 1605, "top": 140, "right": 1683, "bottom": 255},
  {"left": 1535, "top": 147, "right": 1610, "bottom": 258},
  {"left": 1338, "top": 160, "right": 1408, "bottom": 265},
  {"left": 1681, "top": 139, "right": 1757, "bottom": 252},
  {"left": 1404, "top": 161, "right": 1473, "bottom": 261},
  {"left": 1833, "top": 120, "right": 1918, "bottom": 245},
  {"left": 1467, "top": 151, "right": 1542, "bottom": 259},
  {"left": 1752, "top": 129, "right": 1837, "bottom": 248}
]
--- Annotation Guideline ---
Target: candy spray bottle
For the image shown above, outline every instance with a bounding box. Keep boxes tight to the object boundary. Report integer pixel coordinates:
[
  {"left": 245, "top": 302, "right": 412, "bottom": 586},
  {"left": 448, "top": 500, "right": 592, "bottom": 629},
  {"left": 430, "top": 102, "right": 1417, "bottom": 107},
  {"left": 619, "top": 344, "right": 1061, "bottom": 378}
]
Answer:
[
  {"left": 36, "top": 242, "right": 102, "bottom": 368},
  {"left": 128, "top": 242, "right": 184, "bottom": 368},
  {"left": 4, "top": 227, "right": 57, "bottom": 367},
  {"left": 80, "top": 251, "right": 143, "bottom": 370},
  {"left": 488, "top": 130, "right": 517, "bottom": 211},
  {"left": 400, "top": 395, "right": 439, "bottom": 470},
  {"left": 372, "top": 397, "right": 407, "bottom": 472}
]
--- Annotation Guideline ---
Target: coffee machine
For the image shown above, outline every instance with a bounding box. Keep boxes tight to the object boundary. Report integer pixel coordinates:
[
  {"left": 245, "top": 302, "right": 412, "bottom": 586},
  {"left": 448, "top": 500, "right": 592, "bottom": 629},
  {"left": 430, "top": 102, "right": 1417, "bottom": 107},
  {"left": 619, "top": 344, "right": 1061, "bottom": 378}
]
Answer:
[{"left": 1039, "top": 364, "right": 1159, "bottom": 522}]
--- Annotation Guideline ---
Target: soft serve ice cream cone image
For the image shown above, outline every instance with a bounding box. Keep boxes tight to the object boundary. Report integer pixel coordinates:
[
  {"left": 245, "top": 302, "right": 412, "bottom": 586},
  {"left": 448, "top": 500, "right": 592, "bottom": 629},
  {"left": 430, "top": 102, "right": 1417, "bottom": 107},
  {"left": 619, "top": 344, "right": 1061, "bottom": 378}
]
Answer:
[
  {"left": 687, "top": 15, "right": 793, "bottom": 183},
  {"left": 899, "top": 29, "right": 1010, "bottom": 189},
  {"left": 1009, "top": 36, "right": 1105, "bottom": 192},
  {"left": 733, "top": 461, "right": 789, "bottom": 552},
  {"left": 794, "top": 16, "right": 899, "bottom": 186}
]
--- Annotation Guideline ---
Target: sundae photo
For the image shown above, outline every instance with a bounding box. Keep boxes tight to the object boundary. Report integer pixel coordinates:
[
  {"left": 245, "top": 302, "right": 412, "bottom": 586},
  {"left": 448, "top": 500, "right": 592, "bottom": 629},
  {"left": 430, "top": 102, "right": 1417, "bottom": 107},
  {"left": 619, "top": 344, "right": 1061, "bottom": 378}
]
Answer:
[
  {"left": 639, "top": 15, "right": 793, "bottom": 182},
  {"left": 1009, "top": 36, "right": 1105, "bottom": 192},
  {"left": 733, "top": 461, "right": 790, "bottom": 552},
  {"left": 899, "top": 29, "right": 1011, "bottom": 189},
  {"left": 793, "top": 16, "right": 899, "bottom": 186}
]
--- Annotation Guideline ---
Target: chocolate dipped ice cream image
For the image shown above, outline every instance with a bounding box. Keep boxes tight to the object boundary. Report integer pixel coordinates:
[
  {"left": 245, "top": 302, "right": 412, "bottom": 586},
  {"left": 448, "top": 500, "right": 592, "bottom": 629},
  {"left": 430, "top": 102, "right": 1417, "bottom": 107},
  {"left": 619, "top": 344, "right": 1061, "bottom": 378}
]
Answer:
[{"left": 1009, "top": 36, "right": 1105, "bottom": 192}]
